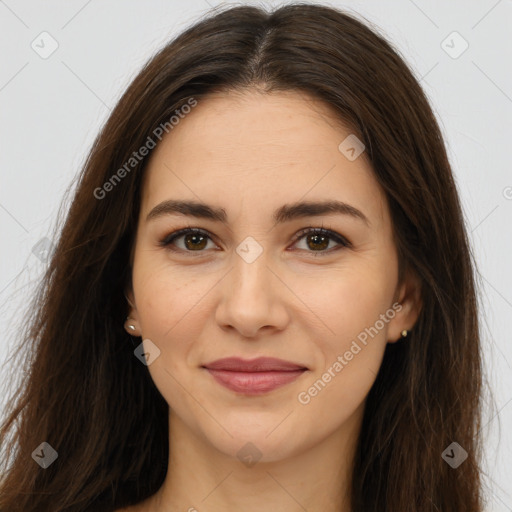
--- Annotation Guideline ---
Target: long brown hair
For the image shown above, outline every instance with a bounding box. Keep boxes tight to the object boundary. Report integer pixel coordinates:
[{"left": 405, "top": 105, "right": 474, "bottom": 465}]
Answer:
[{"left": 0, "top": 3, "right": 487, "bottom": 511}]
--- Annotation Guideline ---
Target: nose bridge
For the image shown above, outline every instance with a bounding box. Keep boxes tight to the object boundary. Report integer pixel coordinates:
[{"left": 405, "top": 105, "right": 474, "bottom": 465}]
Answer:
[
  {"left": 218, "top": 183, "right": 285, "bottom": 300},
  {"left": 231, "top": 236, "right": 272, "bottom": 298}
]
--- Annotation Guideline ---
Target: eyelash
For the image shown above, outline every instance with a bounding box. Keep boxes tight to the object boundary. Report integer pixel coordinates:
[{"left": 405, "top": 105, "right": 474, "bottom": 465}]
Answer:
[{"left": 159, "top": 225, "right": 351, "bottom": 257}]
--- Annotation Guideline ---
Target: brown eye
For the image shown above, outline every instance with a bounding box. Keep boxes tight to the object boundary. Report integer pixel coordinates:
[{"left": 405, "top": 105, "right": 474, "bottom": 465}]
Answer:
[
  {"left": 160, "top": 228, "right": 215, "bottom": 253},
  {"left": 291, "top": 227, "right": 351, "bottom": 255}
]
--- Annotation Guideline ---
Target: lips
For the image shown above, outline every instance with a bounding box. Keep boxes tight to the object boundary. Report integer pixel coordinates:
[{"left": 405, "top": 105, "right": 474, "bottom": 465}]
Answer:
[
  {"left": 203, "top": 357, "right": 307, "bottom": 372},
  {"left": 202, "top": 357, "right": 308, "bottom": 395}
]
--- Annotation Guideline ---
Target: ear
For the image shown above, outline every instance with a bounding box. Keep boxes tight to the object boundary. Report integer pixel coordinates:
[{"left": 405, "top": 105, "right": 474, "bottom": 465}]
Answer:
[{"left": 387, "top": 266, "right": 423, "bottom": 343}]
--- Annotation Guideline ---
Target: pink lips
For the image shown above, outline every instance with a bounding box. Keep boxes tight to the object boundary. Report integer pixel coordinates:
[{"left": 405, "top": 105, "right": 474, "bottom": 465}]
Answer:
[{"left": 203, "top": 357, "right": 308, "bottom": 395}]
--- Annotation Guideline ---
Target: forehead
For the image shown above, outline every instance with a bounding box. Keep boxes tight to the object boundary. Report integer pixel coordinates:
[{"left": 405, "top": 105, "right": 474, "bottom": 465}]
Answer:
[
  {"left": 150, "top": 89, "right": 358, "bottom": 164},
  {"left": 140, "top": 89, "right": 387, "bottom": 229}
]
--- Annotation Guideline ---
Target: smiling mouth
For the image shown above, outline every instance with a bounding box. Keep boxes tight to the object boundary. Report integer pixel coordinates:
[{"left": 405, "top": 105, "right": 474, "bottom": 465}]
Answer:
[{"left": 202, "top": 357, "right": 308, "bottom": 395}]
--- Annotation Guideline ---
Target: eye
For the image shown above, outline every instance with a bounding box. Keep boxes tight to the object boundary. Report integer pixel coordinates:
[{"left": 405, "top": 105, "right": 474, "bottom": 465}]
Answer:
[
  {"left": 159, "top": 228, "right": 216, "bottom": 254},
  {"left": 290, "top": 226, "right": 351, "bottom": 256},
  {"left": 159, "top": 225, "right": 351, "bottom": 256}
]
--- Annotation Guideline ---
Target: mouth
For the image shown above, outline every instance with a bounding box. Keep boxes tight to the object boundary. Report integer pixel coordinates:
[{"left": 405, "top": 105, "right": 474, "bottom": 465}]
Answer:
[{"left": 201, "top": 357, "right": 308, "bottom": 395}]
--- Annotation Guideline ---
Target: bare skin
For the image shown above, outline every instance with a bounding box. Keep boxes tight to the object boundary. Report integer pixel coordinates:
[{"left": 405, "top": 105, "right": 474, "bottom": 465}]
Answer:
[{"left": 118, "top": 89, "right": 422, "bottom": 512}]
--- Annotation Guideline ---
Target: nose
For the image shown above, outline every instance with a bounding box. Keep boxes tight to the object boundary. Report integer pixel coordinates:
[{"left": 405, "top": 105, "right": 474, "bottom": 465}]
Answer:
[{"left": 215, "top": 248, "right": 290, "bottom": 339}]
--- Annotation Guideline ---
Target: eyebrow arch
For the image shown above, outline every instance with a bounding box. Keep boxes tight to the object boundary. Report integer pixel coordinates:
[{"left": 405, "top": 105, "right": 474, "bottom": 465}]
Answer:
[{"left": 146, "top": 199, "right": 370, "bottom": 227}]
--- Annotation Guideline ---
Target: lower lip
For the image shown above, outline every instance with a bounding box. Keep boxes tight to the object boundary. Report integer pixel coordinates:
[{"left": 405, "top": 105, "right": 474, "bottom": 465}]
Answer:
[{"left": 205, "top": 368, "right": 306, "bottom": 395}]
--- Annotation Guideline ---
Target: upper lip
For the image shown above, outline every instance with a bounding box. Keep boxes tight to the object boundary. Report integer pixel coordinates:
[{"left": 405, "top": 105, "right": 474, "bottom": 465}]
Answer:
[{"left": 202, "top": 357, "right": 308, "bottom": 372}]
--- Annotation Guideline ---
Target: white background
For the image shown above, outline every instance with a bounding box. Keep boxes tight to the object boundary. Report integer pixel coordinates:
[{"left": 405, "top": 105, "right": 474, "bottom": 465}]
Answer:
[{"left": 0, "top": 0, "right": 511, "bottom": 509}]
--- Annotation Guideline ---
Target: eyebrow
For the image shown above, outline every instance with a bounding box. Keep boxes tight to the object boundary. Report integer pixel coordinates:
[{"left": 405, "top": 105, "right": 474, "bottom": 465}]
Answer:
[{"left": 146, "top": 199, "right": 370, "bottom": 227}]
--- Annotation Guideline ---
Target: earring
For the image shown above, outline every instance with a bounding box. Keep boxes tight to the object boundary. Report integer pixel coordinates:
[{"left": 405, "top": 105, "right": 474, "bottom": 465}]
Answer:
[
  {"left": 124, "top": 317, "right": 137, "bottom": 333},
  {"left": 401, "top": 329, "right": 408, "bottom": 338}
]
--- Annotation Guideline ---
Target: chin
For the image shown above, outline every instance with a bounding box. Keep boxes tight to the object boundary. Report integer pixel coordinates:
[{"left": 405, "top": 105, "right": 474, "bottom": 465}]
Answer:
[{"left": 200, "top": 417, "right": 308, "bottom": 465}]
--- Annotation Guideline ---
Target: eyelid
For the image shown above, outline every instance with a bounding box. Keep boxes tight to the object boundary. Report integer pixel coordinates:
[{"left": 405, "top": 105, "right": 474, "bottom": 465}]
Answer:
[{"left": 159, "top": 225, "right": 352, "bottom": 255}]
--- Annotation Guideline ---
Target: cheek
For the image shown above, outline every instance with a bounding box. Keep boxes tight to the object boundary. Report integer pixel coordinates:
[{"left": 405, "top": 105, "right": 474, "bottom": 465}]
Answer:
[
  {"left": 132, "top": 266, "right": 208, "bottom": 415},
  {"left": 132, "top": 261, "right": 222, "bottom": 394},
  {"left": 296, "top": 264, "right": 396, "bottom": 413},
  {"left": 307, "top": 263, "right": 396, "bottom": 350},
  {"left": 294, "top": 304, "right": 390, "bottom": 440},
  {"left": 133, "top": 260, "right": 206, "bottom": 338}
]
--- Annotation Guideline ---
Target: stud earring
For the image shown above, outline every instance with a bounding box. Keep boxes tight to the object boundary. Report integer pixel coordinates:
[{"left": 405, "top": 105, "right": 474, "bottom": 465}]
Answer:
[
  {"left": 124, "top": 317, "right": 137, "bottom": 333},
  {"left": 401, "top": 329, "right": 408, "bottom": 338}
]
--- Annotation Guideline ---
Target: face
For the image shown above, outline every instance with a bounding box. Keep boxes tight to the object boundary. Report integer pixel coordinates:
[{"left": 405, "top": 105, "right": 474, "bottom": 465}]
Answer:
[{"left": 126, "top": 89, "right": 420, "bottom": 463}]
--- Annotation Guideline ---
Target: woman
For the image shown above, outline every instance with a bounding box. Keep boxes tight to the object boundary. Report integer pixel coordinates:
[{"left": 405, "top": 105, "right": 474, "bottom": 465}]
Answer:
[{"left": 0, "top": 3, "right": 486, "bottom": 511}]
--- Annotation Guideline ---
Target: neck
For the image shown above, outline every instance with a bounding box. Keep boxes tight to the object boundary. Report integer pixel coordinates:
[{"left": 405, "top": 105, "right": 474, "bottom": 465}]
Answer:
[{"left": 149, "top": 407, "right": 363, "bottom": 512}]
